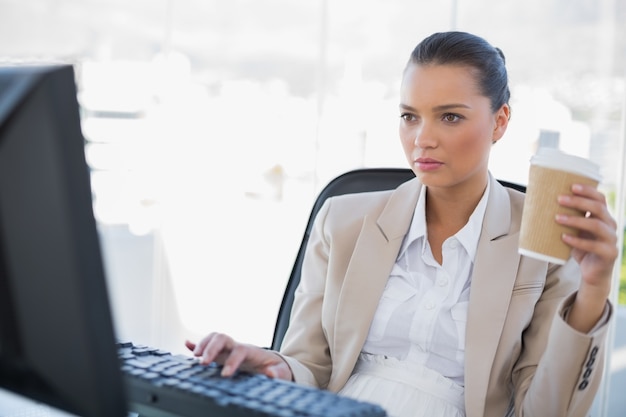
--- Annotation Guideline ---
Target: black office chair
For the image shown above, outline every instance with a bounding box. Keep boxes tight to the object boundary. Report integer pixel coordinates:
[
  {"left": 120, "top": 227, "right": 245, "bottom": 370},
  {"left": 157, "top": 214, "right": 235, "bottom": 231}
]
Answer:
[{"left": 270, "top": 167, "right": 526, "bottom": 350}]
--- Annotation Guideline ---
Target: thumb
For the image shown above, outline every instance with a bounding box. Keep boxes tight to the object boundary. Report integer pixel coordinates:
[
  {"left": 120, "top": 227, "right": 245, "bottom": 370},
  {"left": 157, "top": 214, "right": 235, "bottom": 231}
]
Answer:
[{"left": 263, "top": 365, "right": 281, "bottom": 379}]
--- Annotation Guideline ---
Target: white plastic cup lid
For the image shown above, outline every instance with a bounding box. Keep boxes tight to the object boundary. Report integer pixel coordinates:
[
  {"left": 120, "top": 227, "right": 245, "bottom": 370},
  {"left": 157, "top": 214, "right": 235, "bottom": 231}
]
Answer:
[{"left": 530, "top": 148, "right": 601, "bottom": 182}]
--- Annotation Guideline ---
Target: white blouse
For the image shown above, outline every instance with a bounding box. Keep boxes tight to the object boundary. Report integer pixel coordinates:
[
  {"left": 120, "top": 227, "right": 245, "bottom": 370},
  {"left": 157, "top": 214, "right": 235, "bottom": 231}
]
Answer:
[{"left": 362, "top": 181, "right": 490, "bottom": 386}]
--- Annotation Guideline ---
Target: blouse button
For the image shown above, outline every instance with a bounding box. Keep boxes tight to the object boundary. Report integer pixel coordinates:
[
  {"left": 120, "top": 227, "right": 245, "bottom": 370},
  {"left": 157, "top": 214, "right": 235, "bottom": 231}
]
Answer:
[
  {"left": 425, "top": 302, "right": 435, "bottom": 310},
  {"left": 437, "top": 278, "right": 448, "bottom": 287}
]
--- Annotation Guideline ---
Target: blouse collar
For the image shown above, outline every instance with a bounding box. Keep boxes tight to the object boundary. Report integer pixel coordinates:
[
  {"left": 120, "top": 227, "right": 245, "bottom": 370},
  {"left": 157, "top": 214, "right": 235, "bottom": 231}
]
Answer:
[{"left": 398, "top": 177, "right": 491, "bottom": 262}]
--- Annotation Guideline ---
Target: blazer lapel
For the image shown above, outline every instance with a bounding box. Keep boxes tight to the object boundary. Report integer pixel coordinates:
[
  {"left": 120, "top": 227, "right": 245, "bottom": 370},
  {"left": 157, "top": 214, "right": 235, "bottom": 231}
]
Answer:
[
  {"left": 465, "top": 176, "right": 522, "bottom": 417},
  {"left": 328, "top": 179, "right": 421, "bottom": 391}
]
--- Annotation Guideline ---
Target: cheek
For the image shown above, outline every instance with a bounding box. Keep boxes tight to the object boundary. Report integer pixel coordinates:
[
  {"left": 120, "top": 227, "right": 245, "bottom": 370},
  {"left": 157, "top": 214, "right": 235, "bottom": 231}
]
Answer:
[
  {"left": 398, "top": 125, "right": 414, "bottom": 152},
  {"left": 453, "top": 124, "right": 493, "bottom": 154}
]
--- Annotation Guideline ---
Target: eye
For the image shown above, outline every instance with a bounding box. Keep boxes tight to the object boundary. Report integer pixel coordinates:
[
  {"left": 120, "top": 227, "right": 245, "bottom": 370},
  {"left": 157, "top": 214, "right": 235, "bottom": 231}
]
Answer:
[
  {"left": 442, "top": 113, "right": 462, "bottom": 123},
  {"left": 400, "top": 112, "right": 417, "bottom": 122}
]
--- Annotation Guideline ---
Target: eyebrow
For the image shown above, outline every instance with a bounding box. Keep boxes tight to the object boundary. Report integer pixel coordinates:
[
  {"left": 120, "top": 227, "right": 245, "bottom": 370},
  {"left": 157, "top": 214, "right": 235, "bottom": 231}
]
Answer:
[{"left": 399, "top": 103, "right": 472, "bottom": 112}]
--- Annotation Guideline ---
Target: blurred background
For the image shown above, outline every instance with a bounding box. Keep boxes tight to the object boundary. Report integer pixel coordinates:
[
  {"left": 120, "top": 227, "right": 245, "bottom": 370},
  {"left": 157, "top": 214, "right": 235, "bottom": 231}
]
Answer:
[{"left": 1, "top": 0, "right": 625, "bottom": 415}]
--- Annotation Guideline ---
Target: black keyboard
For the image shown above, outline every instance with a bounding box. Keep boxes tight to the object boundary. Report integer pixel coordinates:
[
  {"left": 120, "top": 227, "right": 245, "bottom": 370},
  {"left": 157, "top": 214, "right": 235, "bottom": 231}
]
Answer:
[{"left": 118, "top": 342, "right": 387, "bottom": 417}]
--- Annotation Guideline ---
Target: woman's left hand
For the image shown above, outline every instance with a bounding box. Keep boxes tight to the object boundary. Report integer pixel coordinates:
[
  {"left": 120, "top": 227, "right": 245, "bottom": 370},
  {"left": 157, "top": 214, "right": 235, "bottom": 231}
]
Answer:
[
  {"left": 556, "top": 183, "right": 618, "bottom": 332},
  {"left": 557, "top": 183, "right": 618, "bottom": 291}
]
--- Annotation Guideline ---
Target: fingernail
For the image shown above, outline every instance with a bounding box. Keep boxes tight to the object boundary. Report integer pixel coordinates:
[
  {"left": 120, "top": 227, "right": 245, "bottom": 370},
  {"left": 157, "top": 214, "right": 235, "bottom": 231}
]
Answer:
[
  {"left": 221, "top": 365, "right": 232, "bottom": 376},
  {"left": 556, "top": 214, "right": 566, "bottom": 222},
  {"left": 572, "top": 184, "right": 583, "bottom": 192},
  {"left": 558, "top": 195, "right": 570, "bottom": 203}
]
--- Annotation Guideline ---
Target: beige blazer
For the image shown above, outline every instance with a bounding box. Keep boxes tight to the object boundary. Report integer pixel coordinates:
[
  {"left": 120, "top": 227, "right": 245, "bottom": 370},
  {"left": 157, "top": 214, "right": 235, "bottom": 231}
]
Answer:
[{"left": 278, "top": 174, "right": 611, "bottom": 417}]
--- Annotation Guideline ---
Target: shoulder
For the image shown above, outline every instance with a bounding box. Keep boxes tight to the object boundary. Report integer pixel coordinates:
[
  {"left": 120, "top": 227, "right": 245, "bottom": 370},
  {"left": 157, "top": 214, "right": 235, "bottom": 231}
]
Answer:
[
  {"left": 505, "top": 185, "right": 525, "bottom": 223},
  {"left": 315, "top": 177, "right": 420, "bottom": 236},
  {"left": 321, "top": 177, "right": 420, "bottom": 221},
  {"left": 327, "top": 188, "right": 395, "bottom": 213},
  {"left": 489, "top": 178, "right": 526, "bottom": 234},
  {"left": 494, "top": 177, "right": 525, "bottom": 206},
  {"left": 316, "top": 189, "right": 394, "bottom": 233}
]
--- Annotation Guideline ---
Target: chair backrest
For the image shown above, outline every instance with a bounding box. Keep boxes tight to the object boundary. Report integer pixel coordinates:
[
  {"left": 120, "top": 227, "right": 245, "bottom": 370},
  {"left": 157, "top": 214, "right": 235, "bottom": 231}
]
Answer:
[{"left": 270, "top": 167, "right": 526, "bottom": 350}]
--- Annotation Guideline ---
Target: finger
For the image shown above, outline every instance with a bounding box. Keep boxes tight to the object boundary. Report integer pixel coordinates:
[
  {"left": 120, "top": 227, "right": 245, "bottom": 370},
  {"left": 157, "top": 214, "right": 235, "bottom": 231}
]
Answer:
[
  {"left": 184, "top": 340, "right": 196, "bottom": 352},
  {"left": 562, "top": 232, "right": 619, "bottom": 269},
  {"left": 562, "top": 230, "right": 617, "bottom": 256},
  {"left": 558, "top": 213, "right": 618, "bottom": 257},
  {"left": 192, "top": 332, "right": 218, "bottom": 356},
  {"left": 559, "top": 225, "right": 616, "bottom": 263},
  {"left": 557, "top": 195, "right": 616, "bottom": 229},
  {"left": 570, "top": 184, "right": 611, "bottom": 215},
  {"left": 556, "top": 213, "right": 617, "bottom": 244},
  {"left": 220, "top": 344, "right": 249, "bottom": 377},
  {"left": 570, "top": 183, "right": 608, "bottom": 203},
  {"left": 558, "top": 194, "right": 606, "bottom": 221},
  {"left": 200, "top": 334, "right": 235, "bottom": 365}
]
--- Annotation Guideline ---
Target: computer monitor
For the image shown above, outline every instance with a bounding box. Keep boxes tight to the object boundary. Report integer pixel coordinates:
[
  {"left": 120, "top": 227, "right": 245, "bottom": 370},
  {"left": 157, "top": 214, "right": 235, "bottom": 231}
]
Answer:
[{"left": 0, "top": 64, "right": 127, "bottom": 417}]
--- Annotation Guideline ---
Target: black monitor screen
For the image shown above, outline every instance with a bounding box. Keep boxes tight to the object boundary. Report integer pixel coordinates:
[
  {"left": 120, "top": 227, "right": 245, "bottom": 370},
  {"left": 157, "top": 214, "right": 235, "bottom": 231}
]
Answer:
[{"left": 0, "top": 64, "right": 127, "bottom": 417}]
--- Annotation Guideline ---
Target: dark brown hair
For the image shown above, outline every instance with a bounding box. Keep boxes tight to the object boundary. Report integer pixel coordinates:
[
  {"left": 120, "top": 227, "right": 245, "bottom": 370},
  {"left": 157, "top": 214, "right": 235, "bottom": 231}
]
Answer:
[{"left": 408, "top": 31, "right": 510, "bottom": 112}]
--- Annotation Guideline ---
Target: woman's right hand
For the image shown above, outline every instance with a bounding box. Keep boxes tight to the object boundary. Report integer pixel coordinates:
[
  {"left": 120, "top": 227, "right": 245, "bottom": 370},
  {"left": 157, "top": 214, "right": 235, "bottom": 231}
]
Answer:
[{"left": 185, "top": 333, "right": 293, "bottom": 381}]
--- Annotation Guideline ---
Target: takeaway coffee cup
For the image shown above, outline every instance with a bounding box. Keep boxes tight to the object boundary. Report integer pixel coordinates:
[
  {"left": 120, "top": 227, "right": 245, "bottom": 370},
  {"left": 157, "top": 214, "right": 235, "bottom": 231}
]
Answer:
[{"left": 518, "top": 148, "right": 601, "bottom": 264}]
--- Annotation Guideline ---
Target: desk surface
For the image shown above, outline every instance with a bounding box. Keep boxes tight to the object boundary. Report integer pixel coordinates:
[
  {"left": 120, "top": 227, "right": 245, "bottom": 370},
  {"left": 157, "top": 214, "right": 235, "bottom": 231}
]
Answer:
[
  {"left": 0, "top": 388, "right": 76, "bottom": 417},
  {"left": 0, "top": 388, "right": 137, "bottom": 417}
]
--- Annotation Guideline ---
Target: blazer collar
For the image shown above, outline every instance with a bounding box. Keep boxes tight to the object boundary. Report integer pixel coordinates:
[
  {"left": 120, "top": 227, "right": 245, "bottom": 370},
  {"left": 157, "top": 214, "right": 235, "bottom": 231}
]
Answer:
[
  {"left": 481, "top": 173, "right": 515, "bottom": 240},
  {"left": 377, "top": 177, "right": 422, "bottom": 241}
]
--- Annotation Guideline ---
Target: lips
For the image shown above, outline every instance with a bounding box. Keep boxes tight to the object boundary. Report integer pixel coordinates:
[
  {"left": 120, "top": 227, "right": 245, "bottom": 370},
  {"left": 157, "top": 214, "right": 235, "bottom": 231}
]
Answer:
[{"left": 415, "top": 157, "right": 443, "bottom": 171}]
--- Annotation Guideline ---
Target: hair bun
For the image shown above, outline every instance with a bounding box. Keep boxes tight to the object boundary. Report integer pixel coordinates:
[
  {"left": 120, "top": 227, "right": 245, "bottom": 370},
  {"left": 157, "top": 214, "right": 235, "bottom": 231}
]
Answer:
[{"left": 495, "top": 47, "right": 506, "bottom": 64}]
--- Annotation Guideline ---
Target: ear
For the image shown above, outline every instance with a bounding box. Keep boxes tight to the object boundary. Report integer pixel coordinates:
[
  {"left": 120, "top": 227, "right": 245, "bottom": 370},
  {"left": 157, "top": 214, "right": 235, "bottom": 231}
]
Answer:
[{"left": 492, "top": 104, "right": 510, "bottom": 144}]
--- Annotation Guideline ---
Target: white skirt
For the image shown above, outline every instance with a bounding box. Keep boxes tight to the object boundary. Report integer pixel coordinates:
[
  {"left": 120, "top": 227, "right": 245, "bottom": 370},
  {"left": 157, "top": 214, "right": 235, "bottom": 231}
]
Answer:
[{"left": 338, "top": 354, "right": 465, "bottom": 417}]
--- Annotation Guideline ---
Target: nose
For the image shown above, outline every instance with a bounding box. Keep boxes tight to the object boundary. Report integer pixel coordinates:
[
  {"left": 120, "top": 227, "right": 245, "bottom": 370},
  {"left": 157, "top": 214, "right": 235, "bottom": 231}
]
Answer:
[{"left": 414, "top": 122, "right": 435, "bottom": 148}]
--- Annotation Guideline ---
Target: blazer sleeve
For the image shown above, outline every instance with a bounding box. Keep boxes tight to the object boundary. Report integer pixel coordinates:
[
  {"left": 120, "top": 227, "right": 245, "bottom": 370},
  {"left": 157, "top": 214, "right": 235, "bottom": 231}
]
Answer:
[{"left": 512, "top": 260, "right": 613, "bottom": 417}]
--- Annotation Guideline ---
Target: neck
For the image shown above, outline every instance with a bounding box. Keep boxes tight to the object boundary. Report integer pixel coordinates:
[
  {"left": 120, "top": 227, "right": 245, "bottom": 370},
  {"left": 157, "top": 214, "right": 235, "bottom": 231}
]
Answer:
[
  {"left": 425, "top": 178, "right": 488, "bottom": 231},
  {"left": 424, "top": 175, "right": 488, "bottom": 265}
]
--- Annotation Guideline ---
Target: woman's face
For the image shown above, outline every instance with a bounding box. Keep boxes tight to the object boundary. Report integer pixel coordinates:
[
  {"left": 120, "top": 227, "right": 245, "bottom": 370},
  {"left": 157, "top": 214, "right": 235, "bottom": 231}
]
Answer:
[{"left": 399, "top": 63, "right": 509, "bottom": 194}]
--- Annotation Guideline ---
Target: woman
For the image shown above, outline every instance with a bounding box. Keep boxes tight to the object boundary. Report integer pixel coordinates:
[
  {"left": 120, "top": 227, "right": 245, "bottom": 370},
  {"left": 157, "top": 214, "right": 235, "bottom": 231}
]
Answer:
[{"left": 186, "top": 31, "right": 618, "bottom": 417}]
